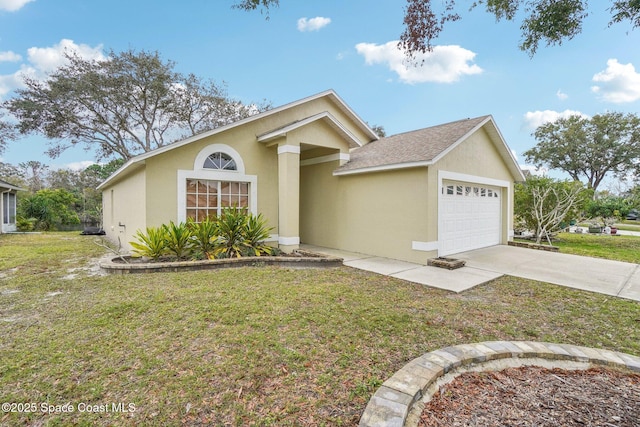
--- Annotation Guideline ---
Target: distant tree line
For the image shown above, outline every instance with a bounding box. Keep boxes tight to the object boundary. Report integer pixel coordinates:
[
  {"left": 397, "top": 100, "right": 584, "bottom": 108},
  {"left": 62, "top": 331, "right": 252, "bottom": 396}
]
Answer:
[{"left": 0, "top": 160, "right": 123, "bottom": 231}]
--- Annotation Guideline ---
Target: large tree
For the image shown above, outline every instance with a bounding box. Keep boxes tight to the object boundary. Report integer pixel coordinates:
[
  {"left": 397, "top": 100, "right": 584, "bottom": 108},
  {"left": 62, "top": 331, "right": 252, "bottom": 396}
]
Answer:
[
  {"left": 236, "top": 1, "right": 639, "bottom": 57},
  {"left": 18, "top": 160, "right": 49, "bottom": 193},
  {"left": 4, "top": 49, "right": 265, "bottom": 161},
  {"left": 524, "top": 112, "right": 640, "bottom": 193},
  {"left": 0, "top": 111, "right": 16, "bottom": 155}
]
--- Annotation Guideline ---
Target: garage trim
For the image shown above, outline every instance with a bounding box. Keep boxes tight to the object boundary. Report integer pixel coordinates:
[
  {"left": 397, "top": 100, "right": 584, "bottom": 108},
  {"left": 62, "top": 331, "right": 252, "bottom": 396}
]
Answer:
[{"left": 437, "top": 170, "right": 511, "bottom": 257}]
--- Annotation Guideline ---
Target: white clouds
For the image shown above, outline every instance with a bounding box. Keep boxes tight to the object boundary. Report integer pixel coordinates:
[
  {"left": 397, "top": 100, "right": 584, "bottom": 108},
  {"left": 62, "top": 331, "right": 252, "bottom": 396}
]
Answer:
[
  {"left": 0, "top": 68, "right": 27, "bottom": 98},
  {"left": 355, "top": 41, "right": 482, "bottom": 84},
  {"left": 0, "top": 39, "right": 105, "bottom": 99},
  {"left": 0, "top": 0, "right": 34, "bottom": 12},
  {"left": 297, "top": 16, "right": 331, "bottom": 32},
  {"left": 523, "top": 109, "right": 589, "bottom": 130},
  {"left": 0, "top": 51, "right": 21, "bottom": 62},
  {"left": 591, "top": 59, "right": 640, "bottom": 103},
  {"left": 64, "top": 160, "right": 97, "bottom": 171},
  {"left": 556, "top": 89, "right": 568, "bottom": 100},
  {"left": 26, "top": 38, "right": 105, "bottom": 74}
]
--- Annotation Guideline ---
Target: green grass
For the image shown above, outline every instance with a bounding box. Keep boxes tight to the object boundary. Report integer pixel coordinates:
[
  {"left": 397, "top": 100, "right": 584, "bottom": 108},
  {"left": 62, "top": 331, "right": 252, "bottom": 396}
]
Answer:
[
  {"left": 554, "top": 232, "right": 640, "bottom": 263},
  {"left": 614, "top": 220, "right": 640, "bottom": 232},
  {"left": 1, "top": 232, "right": 639, "bottom": 426}
]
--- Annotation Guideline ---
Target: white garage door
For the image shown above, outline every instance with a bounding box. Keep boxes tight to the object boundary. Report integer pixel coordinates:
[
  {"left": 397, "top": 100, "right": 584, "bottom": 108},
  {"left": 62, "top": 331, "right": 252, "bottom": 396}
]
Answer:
[{"left": 439, "top": 181, "right": 502, "bottom": 256}]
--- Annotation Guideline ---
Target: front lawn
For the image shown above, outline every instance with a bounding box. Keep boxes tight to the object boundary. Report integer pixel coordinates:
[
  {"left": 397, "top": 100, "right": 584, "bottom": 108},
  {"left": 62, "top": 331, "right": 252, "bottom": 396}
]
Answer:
[
  {"left": 1, "top": 233, "right": 639, "bottom": 426},
  {"left": 554, "top": 232, "right": 640, "bottom": 263}
]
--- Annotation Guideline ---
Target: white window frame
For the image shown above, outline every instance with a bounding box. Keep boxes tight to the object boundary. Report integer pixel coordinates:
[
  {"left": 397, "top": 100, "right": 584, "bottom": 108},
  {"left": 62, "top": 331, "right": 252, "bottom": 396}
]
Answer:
[{"left": 177, "top": 144, "right": 257, "bottom": 222}]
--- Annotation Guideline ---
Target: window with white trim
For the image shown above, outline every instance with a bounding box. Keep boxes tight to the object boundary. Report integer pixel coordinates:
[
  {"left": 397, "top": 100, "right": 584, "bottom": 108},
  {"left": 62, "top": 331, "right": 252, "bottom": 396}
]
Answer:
[
  {"left": 186, "top": 180, "right": 249, "bottom": 222},
  {"left": 203, "top": 152, "right": 237, "bottom": 171},
  {"left": 179, "top": 144, "right": 257, "bottom": 223},
  {"left": 442, "top": 184, "right": 500, "bottom": 198}
]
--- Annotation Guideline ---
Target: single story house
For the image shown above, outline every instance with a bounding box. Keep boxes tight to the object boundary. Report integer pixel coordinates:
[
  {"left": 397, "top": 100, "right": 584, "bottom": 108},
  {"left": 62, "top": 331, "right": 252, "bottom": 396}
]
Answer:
[
  {"left": 98, "top": 90, "right": 524, "bottom": 263},
  {"left": 0, "top": 178, "right": 22, "bottom": 233}
]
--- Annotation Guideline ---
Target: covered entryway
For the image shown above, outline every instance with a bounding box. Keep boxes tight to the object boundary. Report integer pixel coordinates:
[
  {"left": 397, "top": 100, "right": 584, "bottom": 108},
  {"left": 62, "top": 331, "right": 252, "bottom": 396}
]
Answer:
[{"left": 439, "top": 180, "right": 502, "bottom": 256}]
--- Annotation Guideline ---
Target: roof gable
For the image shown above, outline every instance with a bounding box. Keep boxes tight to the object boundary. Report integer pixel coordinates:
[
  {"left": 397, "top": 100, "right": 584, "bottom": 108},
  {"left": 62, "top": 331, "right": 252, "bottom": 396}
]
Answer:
[
  {"left": 257, "top": 111, "right": 364, "bottom": 149},
  {"left": 98, "top": 90, "right": 378, "bottom": 190},
  {"left": 334, "top": 115, "right": 525, "bottom": 181}
]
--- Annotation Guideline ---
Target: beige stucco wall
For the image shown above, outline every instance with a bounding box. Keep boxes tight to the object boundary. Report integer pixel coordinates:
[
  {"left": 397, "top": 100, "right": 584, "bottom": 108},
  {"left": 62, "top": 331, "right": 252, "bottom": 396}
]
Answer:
[
  {"left": 102, "top": 167, "right": 146, "bottom": 250},
  {"left": 300, "top": 125, "right": 519, "bottom": 264},
  {"left": 429, "top": 127, "right": 517, "bottom": 245},
  {"left": 301, "top": 161, "right": 431, "bottom": 264},
  {"left": 101, "top": 93, "right": 369, "bottom": 251}
]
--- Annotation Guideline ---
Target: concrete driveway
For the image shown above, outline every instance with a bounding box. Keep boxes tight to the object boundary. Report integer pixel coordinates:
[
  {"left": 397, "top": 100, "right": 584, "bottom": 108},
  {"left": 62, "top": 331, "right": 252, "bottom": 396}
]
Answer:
[
  {"left": 455, "top": 245, "right": 640, "bottom": 301},
  {"left": 301, "top": 244, "right": 640, "bottom": 302}
]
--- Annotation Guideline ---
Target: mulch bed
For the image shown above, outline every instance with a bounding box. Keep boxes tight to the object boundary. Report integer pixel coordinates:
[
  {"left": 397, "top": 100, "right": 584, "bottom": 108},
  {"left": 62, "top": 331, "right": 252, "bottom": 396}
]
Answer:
[{"left": 419, "top": 366, "right": 640, "bottom": 427}]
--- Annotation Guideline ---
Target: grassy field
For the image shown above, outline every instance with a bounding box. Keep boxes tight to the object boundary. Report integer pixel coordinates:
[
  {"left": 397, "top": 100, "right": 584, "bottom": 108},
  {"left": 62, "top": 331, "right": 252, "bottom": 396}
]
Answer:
[
  {"left": 555, "top": 232, "right": 640, "bottom": 263},
  {"left": 1, "top": 233, "right": 639, "bottom": 426}
]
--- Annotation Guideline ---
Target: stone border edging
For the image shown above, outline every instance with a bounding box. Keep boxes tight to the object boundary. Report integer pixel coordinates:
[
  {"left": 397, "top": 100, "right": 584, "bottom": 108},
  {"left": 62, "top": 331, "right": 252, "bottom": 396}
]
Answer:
[
  {"left": 358, "top": 341, "right": 640, "bottom": 427},
  {"left": 508, "top": 241, "right": 559, "bottom": 252},
  {"left": 99, "top": 253, "right": 343, "bottom": 274}
]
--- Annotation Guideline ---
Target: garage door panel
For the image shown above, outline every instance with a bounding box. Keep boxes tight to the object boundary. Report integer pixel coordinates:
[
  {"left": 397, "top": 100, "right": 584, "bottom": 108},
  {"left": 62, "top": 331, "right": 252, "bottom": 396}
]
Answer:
[{"left": 440, "top": 180, "right": 501, "bottom": 256}]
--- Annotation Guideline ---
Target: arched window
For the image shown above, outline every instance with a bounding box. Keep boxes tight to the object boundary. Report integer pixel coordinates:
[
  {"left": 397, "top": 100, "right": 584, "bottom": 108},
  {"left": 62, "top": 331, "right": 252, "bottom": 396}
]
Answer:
[
  {"left": 179, "top": 144, "right": 257, "bottom": 223},
  {"left": 203, "top": 152, "right": 237, "bottom": 171}
]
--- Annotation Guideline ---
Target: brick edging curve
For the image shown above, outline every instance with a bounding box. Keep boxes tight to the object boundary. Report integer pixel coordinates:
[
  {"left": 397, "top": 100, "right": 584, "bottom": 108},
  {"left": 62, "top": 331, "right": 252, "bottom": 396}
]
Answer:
[{"left": 358, "top": 341, "right": 640, "bottom": 427}]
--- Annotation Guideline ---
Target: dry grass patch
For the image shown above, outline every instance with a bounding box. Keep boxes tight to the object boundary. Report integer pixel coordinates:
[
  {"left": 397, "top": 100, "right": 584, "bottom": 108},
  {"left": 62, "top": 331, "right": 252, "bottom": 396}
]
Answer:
[{"left": 1, "top": 233, "right": 639, "bottom": 426}]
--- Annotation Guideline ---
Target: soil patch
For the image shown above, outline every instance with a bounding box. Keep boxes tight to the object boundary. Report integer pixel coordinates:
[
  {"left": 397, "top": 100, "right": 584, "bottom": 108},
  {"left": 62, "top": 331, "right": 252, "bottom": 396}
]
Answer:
[{"left": 419, "top": 366, "right": 640, "bottom": 426}]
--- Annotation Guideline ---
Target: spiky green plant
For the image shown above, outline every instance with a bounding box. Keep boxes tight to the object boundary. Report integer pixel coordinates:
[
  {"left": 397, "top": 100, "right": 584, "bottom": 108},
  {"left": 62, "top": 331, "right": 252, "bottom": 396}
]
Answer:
[
  {"left": 211, "top": 208, "right": 248, "bottom": 258},
  {"left": 244, "top": 212, "right": 274, "bottom": 256},
  {"left": 163, "top": 221, "right": 193, "bottom": 260},
  {"left": 130, "top": 226, "right": 168, "bottom": 260},
  {"left": 187, "top": 217, "right": 218, "bottom": 257}
]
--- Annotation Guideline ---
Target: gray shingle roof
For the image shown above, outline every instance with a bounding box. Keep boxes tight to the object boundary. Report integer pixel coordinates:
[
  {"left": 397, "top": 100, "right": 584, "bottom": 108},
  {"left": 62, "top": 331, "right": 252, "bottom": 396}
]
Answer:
[{"left": 336, "top": 115, "right": 491, "bottom": 173}]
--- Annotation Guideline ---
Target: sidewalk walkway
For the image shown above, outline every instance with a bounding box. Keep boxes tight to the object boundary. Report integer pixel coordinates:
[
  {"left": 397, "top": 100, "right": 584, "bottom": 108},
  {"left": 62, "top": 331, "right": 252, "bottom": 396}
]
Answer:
[{"left": 300, "top": 244, "right": 640, "bottom": 302}]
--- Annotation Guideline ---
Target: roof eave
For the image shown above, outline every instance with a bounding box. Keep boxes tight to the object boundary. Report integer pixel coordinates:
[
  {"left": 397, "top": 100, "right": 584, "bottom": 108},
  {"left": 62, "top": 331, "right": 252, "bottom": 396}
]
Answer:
[
  {"left": 333, "top": 160, "right": 432, "bottom": 176},
  {"left": 96, "top": 159, "right": 145, "bottom": 190},
  {"left": 0, "top": 181, "right": 24, "bottom": 192},
  {"left": 97, "top": 89, "right": 378, "bottom": 189}
]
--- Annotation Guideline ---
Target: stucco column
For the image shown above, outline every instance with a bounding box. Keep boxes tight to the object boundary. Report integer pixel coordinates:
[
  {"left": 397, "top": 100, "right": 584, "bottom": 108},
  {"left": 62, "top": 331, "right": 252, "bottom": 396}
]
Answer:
[{"left": 277, "top": 142, "right": 300, "bottom": 252}]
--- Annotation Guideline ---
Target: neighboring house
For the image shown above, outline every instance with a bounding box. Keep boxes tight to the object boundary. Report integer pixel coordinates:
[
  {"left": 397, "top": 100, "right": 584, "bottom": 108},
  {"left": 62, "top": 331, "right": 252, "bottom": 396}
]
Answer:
[
  {"left": 0, "top": 178, "right": 22, "bottom": 233},
  {"left": 98, "top": 90, "right": 524, "bottom": 263}
]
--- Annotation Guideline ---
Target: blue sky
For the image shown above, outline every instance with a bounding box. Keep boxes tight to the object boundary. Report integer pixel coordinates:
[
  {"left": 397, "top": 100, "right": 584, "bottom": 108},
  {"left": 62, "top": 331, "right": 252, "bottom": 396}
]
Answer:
[{"left": 1, "top": 0, "right": 639, "bottom": 181}]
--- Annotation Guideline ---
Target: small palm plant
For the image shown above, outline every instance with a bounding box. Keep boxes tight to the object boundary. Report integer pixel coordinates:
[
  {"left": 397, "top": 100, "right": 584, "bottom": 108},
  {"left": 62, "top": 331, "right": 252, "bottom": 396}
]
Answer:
[
  {"left": 244, "top": 212, "right": 274, "bottom": 256},
  {"left": 163, "top": 221, "right": 193, "bottom": 260},
  {"left": 130, "top": 226, "right": 168, "bottom": 261},
  {"left": 188, "top": 217, "right": 218, "bottom": 257},
  {"left": 211, "top": 208, "right": 250, "bottom": 258}
]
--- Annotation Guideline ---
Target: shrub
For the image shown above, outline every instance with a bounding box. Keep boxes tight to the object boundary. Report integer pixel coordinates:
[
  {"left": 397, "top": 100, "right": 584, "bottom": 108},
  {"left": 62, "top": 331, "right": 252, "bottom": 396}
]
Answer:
[
  {"left": 130, "top": 226, "right": 168, "bottom": 260},
  {"left": 163, "top": 221, "right": 193, "bottom": 260},
  {"left": 129, "top": 211, "right": 275, "bottom": 261},
  {"left": 210, "top": 209, "right": 274, "bottom": 259},
  {"left": 244, "top": 212, "right": 274, "bottom": 256},
  {"left": 18, "top": 189, "right": 81, "bottom": 231},
  {"left": 16, "top": 216, "right": 36, "bottom": 232},
  {"left": 211, "top": 208, "right": 249, "bottom": 259},
  {"left": 188, "top": 217, "right": 217, "bottom": 257}
]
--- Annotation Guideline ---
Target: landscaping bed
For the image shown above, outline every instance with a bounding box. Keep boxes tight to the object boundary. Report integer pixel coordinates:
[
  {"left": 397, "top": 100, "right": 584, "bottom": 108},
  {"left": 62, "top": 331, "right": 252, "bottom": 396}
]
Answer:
[
  {"left": 100, "top": 250, "right": 343, "bottom": 274},
  {"left": 419, "top": 366, "right": 640, "bottom": 426}
]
